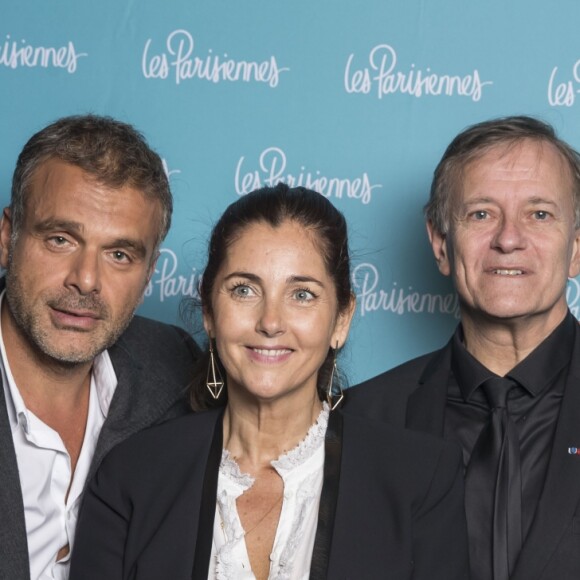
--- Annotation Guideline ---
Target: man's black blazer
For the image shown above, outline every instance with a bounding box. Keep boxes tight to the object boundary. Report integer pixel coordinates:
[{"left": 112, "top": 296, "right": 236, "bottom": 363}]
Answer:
[
  {"left": 70, "top": 409, "right": 469, "bottom": 580},
  {"left": 345, "top": 318, "right": 580, "bottom": 580}
]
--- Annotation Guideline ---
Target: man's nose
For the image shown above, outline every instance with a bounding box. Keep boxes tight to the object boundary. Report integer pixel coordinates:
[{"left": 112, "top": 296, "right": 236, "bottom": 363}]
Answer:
[
  {"left": 63, "top": 249, "right": 102, "bottom": 295},
  {"left": 491, "top": 215, "right": 527, "bottom": 253}
]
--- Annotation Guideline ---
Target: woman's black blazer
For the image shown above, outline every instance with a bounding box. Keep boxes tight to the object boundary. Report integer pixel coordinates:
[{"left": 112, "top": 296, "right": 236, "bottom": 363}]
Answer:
[{"left": 70, "top": 408, "right": 469, "bottom": 579}]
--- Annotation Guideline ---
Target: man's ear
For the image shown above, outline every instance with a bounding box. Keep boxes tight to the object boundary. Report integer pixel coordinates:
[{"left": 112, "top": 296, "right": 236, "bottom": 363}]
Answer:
[
  {"left": 146, "top": 250, "right": 160, "bottom": 285},
  {"left": 136, "top": 251, "right": 159, "bottom": 306},
  {"left": 0, "top": 208, "right": 13, "bottom": 269},
  {"left": 426, "top": 220, "right": 452, "bottom": 277},
  {"left": 568, "top": 227, "right": 580, "bottom": 279}
]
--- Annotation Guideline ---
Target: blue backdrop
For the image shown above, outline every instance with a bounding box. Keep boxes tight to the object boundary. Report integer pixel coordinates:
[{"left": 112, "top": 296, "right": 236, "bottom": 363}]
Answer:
[{"left": 4, "top": 0, "right": 580, "bottom": 385}]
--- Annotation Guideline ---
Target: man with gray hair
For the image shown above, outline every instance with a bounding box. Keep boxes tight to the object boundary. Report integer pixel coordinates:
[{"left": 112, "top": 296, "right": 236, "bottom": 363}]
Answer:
[
  {"left": 347, "top": 116, "right": 580, "bottom": 580},
  {"left": 0, "top": 115, "right": 199, "bottom": 579}
]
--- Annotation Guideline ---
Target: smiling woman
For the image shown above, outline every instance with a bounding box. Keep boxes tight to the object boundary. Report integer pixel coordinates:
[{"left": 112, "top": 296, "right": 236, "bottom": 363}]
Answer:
[
  {"left": 193, "top": 183, "right": 354, "bottom": 411},
  {"left": 206, "top": 220, "right": 345, "bottom": 407},
  {"left": 70, "top": 184, "right": 470, "bottom": 580}
]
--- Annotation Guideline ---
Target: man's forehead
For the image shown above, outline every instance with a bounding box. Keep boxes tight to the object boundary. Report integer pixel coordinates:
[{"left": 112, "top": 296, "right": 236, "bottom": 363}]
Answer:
[
  {"left": 25, "top": 159, "right": 157, "bottom": 212},
  {"left": 22, "top": 161, "right": 162, "bottom": 241},
  {"left": 463, "top": 139, "right": 567, "bottom": 177},
  {"left": 457, "top": 139, "right": 573, "bottom": 199},
  {"left": 28, "top": 158, "right": 131, "bottom": 193}
]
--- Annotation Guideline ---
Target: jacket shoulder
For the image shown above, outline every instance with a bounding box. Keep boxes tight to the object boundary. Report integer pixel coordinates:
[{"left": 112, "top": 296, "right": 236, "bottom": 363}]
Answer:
[
  {"left": 117, "top": 315, "right": 201, "bottom": 357},
  {"left": 100, "top": 315, "right": 201, "bottom": 444},
  {"left": 343, "top": 350, "right": 441, "bottom": 426},
  {"left": 109, "top": 315, "right": 200, "bottom": 389},
  {"left": 341, "top": 411, "right": 461, "bottom": 492},
  {"left": 96, "top": 410, "right": 220, "bottom": 493},
  {"left": 331, "top": 412, "right": 468, "bottom": 578}
]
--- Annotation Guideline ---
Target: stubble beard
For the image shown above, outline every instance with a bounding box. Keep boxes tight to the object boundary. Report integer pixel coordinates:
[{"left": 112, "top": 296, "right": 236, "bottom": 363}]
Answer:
[{"left": 4, "top": 263, "right": 139, "bottom": 367}]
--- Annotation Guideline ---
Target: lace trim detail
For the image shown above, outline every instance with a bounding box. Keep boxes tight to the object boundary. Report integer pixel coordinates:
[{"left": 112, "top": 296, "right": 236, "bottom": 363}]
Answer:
[
  {"left": 214, "top": 488, "right": 246, "bottom": 579},
  {"left": 220, "top": 449, "right": 254, "bottom": 489},
  {"left": 219, "top": 402, "right": 329, "bottom": 483},
  {"left": 272, "top": 402, "right": 329, "bottom": 473},
  {"left": 273, "top": 469, "right": 320, "bottom": 579}
]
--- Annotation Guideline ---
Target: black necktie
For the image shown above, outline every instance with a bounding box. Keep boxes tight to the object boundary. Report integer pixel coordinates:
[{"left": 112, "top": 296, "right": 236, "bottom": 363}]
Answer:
[{"left": 465, "top": 377, "right": 523, "bottom": 580}]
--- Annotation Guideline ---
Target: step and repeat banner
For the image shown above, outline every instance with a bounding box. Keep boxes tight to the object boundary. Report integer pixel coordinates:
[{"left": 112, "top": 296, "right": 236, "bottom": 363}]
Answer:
[{"left": 3, "top": 0, "right": 580, "bottom": 385}]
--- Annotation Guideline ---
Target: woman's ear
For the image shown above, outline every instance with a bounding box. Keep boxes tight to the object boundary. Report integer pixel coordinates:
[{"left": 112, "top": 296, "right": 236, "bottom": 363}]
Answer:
[
  {"left": 331, "top": 293, "right": 356, "bottom": 349},
  {"left": 202, "top": 308, "right": 214, "bottom": 339}
]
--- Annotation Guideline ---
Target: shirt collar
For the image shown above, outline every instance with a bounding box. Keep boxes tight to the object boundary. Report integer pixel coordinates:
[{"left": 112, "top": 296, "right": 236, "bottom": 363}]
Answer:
[
  {"left": 219, "top": 403, "right": 329, "bottom": 491},
  {"left": 508, "top": 311, "right": 576, "bottom": 395},
  {"left": 451, "top": 311, "right": 576, "bottom": 402},
  {"left": 450, "top": 327, "right": 492, "bottom": 402},
  {"left": 92, "top": 347, "right": 117, "bottom": 417},
  {"left": 0, "top": 289, "right": 118, "bottom": 432}
]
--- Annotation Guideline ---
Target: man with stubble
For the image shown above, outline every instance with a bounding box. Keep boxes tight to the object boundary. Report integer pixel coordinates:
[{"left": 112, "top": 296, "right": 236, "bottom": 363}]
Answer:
[{"left": 0, "top": 115, "right": 200, "bottom": 580}]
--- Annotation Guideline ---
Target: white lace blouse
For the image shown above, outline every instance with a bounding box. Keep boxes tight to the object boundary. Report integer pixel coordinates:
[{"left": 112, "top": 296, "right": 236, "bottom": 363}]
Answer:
[{"left": 208, "top": 403, "right": 329, "bottom": 580}]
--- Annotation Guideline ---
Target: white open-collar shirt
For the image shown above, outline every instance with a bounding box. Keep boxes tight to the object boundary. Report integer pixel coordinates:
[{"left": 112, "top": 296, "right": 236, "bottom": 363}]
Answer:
[
  {"left": 0, "top": 291, "right": 118, "bottom": 580},
  {"left": 210, "top": 403, "right": 329, "bottom": 579}
]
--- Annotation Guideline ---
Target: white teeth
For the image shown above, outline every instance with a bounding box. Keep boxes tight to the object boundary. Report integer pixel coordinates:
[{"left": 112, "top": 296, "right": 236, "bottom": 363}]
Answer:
[
  {"left": 253, "top": 348, "right": 290, "bottom": 357},
  {"left": 493, "top": 269, "right": 523, "bottom": 276}
]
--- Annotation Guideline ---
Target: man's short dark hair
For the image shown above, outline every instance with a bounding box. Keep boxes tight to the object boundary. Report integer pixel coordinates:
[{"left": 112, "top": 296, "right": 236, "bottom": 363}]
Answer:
[
  {"left": 11, "top": 114, "right": 172, "bottom": 248},
  {"left": 426, "top": 115, "right": 580, "bottom": 233}
]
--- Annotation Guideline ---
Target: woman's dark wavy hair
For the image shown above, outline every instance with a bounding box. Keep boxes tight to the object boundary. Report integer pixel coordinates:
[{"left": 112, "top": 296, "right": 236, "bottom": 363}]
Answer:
[{"left": 188, "top": 182, "right": 353, "bottom": 411}]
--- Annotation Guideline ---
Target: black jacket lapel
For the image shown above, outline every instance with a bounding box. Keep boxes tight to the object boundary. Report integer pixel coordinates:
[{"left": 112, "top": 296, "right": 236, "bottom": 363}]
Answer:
[
  {"left": 0, "top": 379, "right": 30, "bottom": 580},
  {"left": 405, "top": 343, "right": 452, "bottom": 436},
  {"left": 512, "top": 322, "right": 580, "bottom": 580},
  {"left": 89, "top": 335, "right": 190, "bottom": 482},
  {"left": 310, "top": 410, "right": 343, "bottom": 580},
  {"left": 191, "top": 410, "right": 223, "bottom": 580}
]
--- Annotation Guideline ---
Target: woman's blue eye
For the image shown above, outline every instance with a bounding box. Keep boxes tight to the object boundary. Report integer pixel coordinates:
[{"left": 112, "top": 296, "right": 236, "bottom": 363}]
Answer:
[
  {"left": 295, "top": 289, "right": 314, "bottom": 301},
  {"left": 232, "top": 285, "right": 252, "bottom": 296}
]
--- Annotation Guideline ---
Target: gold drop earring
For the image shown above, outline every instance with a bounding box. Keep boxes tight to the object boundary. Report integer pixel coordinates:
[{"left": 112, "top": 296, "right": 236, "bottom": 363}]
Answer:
[
  {"left": 206, "top": 339, "right": 224, "bottom": 400},
  {"left": 326, "top": 341, "right": 344, "bottom": 410}
]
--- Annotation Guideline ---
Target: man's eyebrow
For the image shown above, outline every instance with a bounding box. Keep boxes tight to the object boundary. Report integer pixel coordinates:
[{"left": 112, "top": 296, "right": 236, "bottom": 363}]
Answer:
[
  {"left": 33, "top": 219, "right": 84, "bottom": 234},
  {"left": 109, "top": 239, "right": 148, "bottom": 259},
  {"left": 526, "top": 197, "right": 558, "bottom": 206},
  {"left": 33, "top": 220, "right": 148, "bottom": 258},
  {"left": 462, "top": 197, "right": 559, "bottom": 206},
  {"left": 460, "top": 197, "right": 499, "bottom": 207}
]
